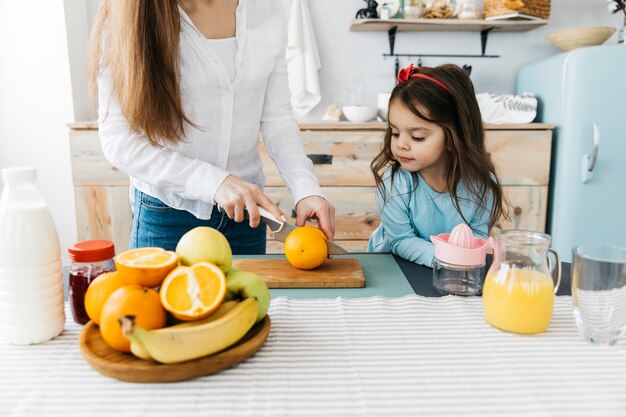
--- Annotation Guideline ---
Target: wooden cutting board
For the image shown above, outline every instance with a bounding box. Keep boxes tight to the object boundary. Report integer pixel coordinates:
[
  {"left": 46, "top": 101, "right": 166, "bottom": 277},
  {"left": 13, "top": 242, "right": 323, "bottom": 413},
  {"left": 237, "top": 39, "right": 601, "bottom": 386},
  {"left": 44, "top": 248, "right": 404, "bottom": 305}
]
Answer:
[
  {"left": 79, "top": 317, "right": 271, "bottom": 383},
  {"left": 232, "top": 258, "right": 365, "bottom": 288}
]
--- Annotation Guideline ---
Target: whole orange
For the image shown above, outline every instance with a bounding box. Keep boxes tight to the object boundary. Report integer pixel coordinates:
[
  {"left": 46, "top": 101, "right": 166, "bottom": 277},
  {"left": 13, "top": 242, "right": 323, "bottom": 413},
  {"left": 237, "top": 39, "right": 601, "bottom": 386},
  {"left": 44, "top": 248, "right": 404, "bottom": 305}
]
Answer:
[
  {"left": 99, "top": 285, "right": 166, "bottom": 352},
  {"left": 84, "top": 271, "right": 126, "bottom": 325},
  {"left": 284, "top": 226, "right": 328, "bottom": 270}
]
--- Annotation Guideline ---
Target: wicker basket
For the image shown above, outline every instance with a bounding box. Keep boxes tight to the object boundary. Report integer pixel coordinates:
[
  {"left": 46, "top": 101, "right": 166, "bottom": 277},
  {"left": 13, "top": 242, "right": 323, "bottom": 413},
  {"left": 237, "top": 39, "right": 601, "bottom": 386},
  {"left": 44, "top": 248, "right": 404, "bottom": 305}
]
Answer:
[{"left": 484, "top": 0, "right": 551, "bottom": 19}]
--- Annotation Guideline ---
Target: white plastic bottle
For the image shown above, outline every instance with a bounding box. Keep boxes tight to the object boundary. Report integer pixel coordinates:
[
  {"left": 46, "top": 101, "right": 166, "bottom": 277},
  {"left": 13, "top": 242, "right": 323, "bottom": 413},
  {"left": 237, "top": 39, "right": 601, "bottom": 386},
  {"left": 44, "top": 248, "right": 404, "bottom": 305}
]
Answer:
[{"left": 0, "top": 167, "right": 65, "bottom": 344}]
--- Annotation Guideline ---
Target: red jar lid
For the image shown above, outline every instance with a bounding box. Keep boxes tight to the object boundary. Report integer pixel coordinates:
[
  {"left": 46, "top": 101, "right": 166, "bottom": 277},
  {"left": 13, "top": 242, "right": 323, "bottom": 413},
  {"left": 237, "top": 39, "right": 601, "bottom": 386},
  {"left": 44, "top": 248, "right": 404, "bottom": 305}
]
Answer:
[{"left": 68, "top": 240, "right": 115, "bottom": 263}]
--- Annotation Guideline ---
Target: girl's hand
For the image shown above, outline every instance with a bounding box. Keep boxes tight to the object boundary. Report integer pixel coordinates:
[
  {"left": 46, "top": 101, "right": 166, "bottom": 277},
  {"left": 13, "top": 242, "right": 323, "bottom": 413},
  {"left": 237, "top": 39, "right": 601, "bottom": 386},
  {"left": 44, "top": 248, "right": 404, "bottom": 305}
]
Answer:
[
  {"left": 295, "top": 196, "right": 336, "bottom": 241},
  {"left": 214, "top": 175, "right": 284, "bottom": 228}
]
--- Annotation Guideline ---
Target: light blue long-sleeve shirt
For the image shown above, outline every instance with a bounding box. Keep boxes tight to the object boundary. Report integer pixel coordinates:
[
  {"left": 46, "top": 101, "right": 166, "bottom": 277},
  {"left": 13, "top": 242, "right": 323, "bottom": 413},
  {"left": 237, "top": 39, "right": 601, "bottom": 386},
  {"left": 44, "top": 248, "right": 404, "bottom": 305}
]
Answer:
[{"left": 368, "top": 168, "right": 492, "bottom": 267}]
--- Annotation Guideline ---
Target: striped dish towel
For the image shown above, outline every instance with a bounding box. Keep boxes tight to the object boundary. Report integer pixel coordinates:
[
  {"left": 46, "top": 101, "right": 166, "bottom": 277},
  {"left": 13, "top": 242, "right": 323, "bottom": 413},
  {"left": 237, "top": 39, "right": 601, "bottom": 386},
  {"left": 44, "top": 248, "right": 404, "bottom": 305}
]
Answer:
[{"left": 1, "top": 296, "right": 625, "bottom": 417}]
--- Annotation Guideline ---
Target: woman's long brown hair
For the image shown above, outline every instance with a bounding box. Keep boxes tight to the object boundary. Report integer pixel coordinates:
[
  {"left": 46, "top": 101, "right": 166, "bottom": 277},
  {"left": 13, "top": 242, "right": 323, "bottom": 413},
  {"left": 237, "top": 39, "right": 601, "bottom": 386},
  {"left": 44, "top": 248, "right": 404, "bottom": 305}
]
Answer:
[
  {"left": 88, "top": 0, "right": 193, "bottom": 146},
  {"left": 371, "top": 64, "right": 507, "bottom": 231}
]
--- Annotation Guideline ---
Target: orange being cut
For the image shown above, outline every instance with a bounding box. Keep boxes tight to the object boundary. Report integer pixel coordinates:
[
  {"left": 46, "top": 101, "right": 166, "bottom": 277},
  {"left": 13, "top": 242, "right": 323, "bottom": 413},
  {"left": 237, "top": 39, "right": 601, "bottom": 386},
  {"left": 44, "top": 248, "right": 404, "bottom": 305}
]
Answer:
[
  {"left": 159, "top": 262, "right": 227, "bottom": 321},
  {"left": 284, "top": 226, "right": 328, "bottom": 270},
  {"left": 114, "top": 247, "right": 179, "bottom": 288}
]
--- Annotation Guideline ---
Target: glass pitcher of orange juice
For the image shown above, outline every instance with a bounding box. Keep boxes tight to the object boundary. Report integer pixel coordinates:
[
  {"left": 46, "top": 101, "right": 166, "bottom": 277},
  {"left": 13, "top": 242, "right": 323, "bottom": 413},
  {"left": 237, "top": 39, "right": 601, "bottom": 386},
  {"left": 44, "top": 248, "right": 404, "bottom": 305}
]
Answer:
[{"left": 483, "top": 230, "right": 561, "bottom": 334}]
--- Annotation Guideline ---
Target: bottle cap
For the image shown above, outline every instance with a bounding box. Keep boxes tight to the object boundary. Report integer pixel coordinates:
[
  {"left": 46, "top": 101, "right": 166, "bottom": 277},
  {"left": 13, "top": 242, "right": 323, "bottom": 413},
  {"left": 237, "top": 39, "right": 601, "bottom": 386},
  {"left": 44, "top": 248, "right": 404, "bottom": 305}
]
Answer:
[
  {"left": 2, "top": 167, "right": 36, "bottom": 186},
  {"left": 68, "top": 240, "right": 115, "bottom": 263}
]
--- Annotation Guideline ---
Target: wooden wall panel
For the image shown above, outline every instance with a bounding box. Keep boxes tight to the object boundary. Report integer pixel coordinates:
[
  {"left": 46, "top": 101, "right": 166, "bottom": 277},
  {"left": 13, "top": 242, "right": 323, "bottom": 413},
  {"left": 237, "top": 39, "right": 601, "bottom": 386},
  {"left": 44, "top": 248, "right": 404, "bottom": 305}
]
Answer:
[{"left": 74, "top": 186, "right": 132, "bottom": 253}]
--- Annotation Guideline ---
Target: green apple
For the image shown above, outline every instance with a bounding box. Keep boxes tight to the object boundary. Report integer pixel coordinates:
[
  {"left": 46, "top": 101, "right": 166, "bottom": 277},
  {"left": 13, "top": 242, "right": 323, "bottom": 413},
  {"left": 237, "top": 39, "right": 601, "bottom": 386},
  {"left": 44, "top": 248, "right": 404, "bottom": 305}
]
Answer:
[
  {"left": 226, "top": 269, "right": 270, "bottom": 323},
  {"left": 175, "top": 226, "right": 232, "bottom": 272}
]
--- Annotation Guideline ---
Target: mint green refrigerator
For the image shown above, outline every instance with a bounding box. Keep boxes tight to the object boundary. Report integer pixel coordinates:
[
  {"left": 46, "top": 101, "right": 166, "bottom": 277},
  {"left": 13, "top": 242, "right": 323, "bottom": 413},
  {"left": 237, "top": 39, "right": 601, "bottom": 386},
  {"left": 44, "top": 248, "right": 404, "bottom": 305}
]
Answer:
[{"left": 517, "top": 45, "right": 626, "bottom": 262}]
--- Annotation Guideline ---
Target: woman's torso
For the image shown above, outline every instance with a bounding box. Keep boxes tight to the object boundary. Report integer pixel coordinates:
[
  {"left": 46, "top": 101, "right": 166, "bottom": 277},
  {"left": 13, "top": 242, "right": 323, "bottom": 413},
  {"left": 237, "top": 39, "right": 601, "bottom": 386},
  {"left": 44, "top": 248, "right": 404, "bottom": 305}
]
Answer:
[{"left": 130, "top": 0, "right": 286, "bottom": 217}]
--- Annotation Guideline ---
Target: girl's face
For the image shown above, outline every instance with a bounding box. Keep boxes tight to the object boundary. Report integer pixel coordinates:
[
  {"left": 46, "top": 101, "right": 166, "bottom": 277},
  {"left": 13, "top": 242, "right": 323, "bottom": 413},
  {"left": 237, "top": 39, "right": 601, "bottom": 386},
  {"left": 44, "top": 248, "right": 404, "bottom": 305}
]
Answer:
[{"left": 388, "top": 100, "right": 449, "bottom": 177}]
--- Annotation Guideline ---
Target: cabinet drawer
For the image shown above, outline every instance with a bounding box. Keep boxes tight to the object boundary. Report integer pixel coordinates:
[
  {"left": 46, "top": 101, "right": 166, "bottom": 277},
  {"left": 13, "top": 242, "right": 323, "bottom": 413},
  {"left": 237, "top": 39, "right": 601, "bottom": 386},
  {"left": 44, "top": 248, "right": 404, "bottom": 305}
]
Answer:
[
  {"left": 486, "top": 130, "right": 551, "bottom": 186},
  {"left": 260, "top": 132, "right": 382, "bottom": 187},
  {"left": 498, "top": 185, "right": 548, "bottom": 232}
]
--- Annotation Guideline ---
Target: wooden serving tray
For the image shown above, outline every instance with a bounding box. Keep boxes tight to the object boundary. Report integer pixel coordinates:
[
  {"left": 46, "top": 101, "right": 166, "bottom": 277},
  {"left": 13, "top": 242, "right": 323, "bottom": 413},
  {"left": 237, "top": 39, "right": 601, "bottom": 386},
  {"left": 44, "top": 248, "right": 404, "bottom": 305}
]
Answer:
[
  {"left": 79, "top": 316, "right": 271, "bottom": 383},
  {"left": 233, "top": 258, "right": 365, "bottom": 288}
]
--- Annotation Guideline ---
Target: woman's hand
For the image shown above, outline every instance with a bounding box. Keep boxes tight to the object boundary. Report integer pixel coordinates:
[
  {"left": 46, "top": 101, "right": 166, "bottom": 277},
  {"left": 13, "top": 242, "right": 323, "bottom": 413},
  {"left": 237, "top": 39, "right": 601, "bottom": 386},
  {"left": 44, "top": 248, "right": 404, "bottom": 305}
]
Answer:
[
  {"left": 295, "top": 196, "right": 336, "bottom": 241},
  {"left": 214, "top": 175, "right": 284, "bottom": 228}
]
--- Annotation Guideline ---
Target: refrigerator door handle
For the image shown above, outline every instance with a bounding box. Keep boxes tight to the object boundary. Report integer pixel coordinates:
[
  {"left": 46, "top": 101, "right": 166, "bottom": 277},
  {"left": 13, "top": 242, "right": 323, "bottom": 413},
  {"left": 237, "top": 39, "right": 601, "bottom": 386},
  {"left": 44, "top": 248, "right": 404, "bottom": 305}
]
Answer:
[{"left": 580, "top": 123, "right": 600, "bottom": 184}]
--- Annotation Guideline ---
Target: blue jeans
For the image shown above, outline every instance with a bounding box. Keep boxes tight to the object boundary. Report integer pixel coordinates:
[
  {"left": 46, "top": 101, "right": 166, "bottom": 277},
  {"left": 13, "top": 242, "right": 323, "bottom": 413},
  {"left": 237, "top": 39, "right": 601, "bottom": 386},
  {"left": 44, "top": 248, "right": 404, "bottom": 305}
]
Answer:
[{"left": 129, "top": 188, "right": 267, "bottom": 254}]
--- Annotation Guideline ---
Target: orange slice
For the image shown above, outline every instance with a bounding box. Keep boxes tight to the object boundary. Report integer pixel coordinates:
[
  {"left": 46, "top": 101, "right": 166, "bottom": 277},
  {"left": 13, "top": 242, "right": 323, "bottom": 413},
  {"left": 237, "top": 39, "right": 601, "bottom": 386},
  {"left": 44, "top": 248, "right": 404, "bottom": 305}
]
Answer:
[
  {"left": 114, "top": 247, "right": 179, "bottom": 288},
  {"left": 159, "top": 262, "right": 227, "bottom": 321}
]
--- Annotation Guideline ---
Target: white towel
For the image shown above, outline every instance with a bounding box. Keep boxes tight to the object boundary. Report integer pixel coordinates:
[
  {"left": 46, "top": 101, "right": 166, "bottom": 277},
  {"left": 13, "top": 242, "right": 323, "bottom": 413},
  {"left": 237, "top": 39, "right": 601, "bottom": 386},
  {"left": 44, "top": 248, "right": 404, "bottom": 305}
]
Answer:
[
  {"left": 286, "top": 0, "right": 321, "bottom": 117},
  {"left": 476, "top": 92, "right": 538, "bottom": 124}
]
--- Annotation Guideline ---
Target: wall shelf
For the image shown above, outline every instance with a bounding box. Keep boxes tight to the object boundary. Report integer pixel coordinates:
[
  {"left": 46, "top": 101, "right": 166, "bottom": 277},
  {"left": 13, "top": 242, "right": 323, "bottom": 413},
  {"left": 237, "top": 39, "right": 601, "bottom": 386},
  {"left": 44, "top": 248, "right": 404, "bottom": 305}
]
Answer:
[
  {"left": 350, "top": 18, "right": 548, "bottom": 32},
  {"left": 350, "top": 18, "right": 548, "bottom": 72}
]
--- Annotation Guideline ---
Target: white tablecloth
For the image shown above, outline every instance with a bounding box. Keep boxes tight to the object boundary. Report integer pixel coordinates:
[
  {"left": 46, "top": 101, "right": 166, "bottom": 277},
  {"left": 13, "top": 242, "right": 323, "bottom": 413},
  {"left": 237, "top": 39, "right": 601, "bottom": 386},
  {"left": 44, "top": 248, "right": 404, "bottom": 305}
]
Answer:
[{"left": 1, "top": 296, "right": 625, "bottom": 417}]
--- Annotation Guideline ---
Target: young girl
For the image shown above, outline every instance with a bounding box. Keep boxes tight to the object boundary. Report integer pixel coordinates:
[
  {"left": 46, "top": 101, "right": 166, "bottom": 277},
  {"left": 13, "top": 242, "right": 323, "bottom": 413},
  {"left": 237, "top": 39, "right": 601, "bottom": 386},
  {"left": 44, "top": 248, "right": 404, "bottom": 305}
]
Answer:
[{"left": 368, "top": 63, "right": 506, "bottom": 266}]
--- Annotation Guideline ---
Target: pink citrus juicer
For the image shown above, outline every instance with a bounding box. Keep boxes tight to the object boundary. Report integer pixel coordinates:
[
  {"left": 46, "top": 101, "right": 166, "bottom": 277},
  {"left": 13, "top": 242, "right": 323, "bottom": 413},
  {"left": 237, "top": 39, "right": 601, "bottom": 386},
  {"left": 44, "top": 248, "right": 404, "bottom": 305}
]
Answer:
[{"left": 430, "top": 223, "right": 496, "bottom": 296}]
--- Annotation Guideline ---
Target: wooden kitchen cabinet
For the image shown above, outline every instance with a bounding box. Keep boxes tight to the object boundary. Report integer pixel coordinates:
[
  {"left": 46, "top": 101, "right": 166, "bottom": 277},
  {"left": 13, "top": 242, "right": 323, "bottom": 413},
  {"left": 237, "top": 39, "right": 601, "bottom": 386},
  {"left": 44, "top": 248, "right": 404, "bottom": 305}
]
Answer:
[{"left": 68, "top": 122, "right": 552, "bottom": 254}]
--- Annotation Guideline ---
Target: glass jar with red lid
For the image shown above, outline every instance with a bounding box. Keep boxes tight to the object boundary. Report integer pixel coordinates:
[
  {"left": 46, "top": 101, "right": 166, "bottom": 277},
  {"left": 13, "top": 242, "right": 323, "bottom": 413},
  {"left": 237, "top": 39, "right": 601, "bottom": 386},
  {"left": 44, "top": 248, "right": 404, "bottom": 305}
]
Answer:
[{"left": 67, "top": 240, "right": 115, "bottom": 325}]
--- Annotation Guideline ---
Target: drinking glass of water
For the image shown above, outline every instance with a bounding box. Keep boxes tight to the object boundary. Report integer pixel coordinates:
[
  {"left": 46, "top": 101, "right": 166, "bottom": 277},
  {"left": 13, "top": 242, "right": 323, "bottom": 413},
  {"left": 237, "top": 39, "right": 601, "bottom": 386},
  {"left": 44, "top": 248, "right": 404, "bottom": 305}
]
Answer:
[{"left": 572, "top": 245, "right": 626, "bottom": 346}]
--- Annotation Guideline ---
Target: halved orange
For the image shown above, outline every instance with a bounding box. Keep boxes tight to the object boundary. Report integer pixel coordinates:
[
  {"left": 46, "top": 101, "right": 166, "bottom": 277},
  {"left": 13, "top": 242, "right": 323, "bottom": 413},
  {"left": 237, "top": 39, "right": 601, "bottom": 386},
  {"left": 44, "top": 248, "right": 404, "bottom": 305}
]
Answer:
[
  {"left": 159, "top": 262, "right": 227, "bottom": 321},
  {"left": 114, "top": 247, "right": 179, "bottom": 288}
]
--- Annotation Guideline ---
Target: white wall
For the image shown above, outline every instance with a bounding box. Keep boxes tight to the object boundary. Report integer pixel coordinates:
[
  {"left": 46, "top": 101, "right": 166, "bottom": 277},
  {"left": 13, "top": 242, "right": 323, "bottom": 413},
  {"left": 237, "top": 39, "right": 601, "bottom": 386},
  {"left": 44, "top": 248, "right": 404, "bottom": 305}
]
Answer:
[
  {"left": 301, "top": 0, "right": 620, "bottom": 120},
  {"left": 74, "top": 0, "right": 621, "bottom": 120},
  {"left": 0, "top": 0, "right": 77, "bottom": 266}
]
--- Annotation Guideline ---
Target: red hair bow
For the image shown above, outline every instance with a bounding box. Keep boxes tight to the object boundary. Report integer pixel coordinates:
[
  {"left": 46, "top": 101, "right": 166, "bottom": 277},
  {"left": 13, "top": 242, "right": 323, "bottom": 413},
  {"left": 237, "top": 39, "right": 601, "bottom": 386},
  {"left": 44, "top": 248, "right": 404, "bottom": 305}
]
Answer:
[
  {"left": 397, "top": 63, "right": 450, "bottom": 92},
  {"left": 397, "top": 63, "right": 419, "bottom": 84}
]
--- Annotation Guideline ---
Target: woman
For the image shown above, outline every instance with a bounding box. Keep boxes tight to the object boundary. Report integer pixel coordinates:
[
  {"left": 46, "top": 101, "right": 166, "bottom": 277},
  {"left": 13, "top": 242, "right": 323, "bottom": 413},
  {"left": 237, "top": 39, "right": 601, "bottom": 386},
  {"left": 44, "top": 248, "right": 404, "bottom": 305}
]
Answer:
[{"left": 89, "top": 0, "right": 335, "bottom": 253}]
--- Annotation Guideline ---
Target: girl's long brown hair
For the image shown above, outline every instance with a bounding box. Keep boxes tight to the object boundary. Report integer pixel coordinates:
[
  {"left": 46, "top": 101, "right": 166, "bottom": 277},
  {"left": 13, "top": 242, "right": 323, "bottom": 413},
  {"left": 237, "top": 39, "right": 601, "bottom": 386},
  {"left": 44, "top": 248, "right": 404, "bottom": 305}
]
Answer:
[
  {"left": 88, "top": 0, "right": 193, "bottom": 146},
  {"left": 371, "top": 64, "right": 507, "bottom": 231}
]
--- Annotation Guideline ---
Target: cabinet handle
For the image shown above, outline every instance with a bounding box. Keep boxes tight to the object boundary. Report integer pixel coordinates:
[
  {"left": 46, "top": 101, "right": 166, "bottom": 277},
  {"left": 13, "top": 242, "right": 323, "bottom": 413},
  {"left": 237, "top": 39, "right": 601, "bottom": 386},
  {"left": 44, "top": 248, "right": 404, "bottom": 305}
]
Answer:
[
  {"left": 514, "top": 207, "right": 522, "bottom": 216},
  {"left": 307, "top": 154, "right": 333, "bottom": 165}
]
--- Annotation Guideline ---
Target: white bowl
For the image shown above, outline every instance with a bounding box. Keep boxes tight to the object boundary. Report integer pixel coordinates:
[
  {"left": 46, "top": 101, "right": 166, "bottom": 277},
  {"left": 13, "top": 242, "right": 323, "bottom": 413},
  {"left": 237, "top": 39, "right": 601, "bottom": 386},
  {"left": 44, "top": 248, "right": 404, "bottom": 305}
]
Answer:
[
  {"left": 342, "top": 105, "right": 378, "bottom": 123},
  {"left": 377, "top": 93, "right": 391, "bottom": 121}
]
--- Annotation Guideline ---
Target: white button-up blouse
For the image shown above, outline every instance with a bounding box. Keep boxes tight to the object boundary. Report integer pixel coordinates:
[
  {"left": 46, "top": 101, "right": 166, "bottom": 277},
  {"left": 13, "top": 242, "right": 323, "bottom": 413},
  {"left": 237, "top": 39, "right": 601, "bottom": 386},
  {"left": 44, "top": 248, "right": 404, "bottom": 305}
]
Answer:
[{"left": 97, "top": 0, "right": 322, "bottom": 220}]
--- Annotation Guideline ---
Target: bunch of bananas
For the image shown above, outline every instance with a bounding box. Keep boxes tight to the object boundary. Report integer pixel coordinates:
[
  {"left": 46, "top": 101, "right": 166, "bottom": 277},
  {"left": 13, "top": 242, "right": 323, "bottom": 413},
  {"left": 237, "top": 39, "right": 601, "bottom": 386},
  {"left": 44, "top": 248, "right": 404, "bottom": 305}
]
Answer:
[{"left": 119, "top": 297, "right": 260, "bottom": 364}]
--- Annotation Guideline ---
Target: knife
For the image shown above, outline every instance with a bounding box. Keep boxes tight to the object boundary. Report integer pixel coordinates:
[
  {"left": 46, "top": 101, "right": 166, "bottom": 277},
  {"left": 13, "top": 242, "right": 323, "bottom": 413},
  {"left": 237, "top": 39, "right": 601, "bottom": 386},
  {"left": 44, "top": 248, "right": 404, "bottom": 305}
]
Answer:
[{"left": 257, "top": 207, "right": 349, "bottom": 255}]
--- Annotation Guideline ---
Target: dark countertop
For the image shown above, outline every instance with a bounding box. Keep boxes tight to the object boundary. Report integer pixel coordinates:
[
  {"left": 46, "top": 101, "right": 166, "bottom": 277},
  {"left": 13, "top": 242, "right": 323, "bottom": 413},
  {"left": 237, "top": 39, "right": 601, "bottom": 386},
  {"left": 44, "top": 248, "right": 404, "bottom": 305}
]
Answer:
[{"left": 394, "top": 254, "right": 572, "bottom": 297}]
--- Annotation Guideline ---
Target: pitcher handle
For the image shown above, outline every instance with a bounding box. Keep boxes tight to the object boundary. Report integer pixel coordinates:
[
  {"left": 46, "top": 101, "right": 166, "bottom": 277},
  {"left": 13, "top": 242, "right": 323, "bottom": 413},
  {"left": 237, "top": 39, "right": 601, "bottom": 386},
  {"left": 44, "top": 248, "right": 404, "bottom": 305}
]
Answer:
[
  {"left": 487, "top": 237, "right": 498, "bottom": 265},
  {"left": 547, "top": 248, "right": 562, "bottom": 294}
]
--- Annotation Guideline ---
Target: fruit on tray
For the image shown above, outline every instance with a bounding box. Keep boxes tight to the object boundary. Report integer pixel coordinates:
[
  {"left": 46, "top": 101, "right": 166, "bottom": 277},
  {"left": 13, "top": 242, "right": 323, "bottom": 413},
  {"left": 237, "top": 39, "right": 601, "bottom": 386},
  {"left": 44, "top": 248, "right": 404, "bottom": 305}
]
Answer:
[
  {"left": 176, "top": 226, "right": 233, "bottom": 273},
  {"left": 225, "top": 269, "right": 270, "bottom": 323},
  {"left": 84, "top": 271, "right": 126, "bottom": 325},
  {"left": 114, "top": 247, "right": 179, "bottom": 287},
  {"left": 119, "top": 297, "right": 259, "bottom": 364},
  {"left": 84, "top": 227, "right": 271, "bottom": 363},
  {"left": 99, "top": 285, "right": 167, "bottom": 352},
  {"left": 284, "top": 226, "right": 328, "bottom": 270},
  {"left": 159, "top": 262, "right": 227, "bottom": 321}
]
